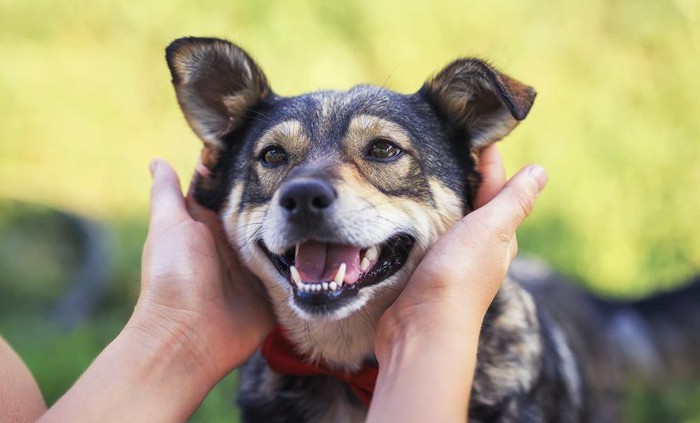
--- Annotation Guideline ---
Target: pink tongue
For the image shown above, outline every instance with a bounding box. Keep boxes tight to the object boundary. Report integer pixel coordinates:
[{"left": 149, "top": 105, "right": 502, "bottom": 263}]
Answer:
[{"left": 295, "top": 241, "right": 362, "bottom": 284}]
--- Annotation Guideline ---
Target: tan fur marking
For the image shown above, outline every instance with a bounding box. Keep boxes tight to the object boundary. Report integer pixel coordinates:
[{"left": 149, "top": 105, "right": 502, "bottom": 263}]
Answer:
[
  {"left": 253, "top": 120, "right": 309, "bottom": 157},
  {"left": 342, "top": 115, "right": 417, "bottom": 192},
  {"left": 251, "top": 120, "right": 310, "bottom": 197},
  {"left": 428, "top": 178, "right": 465, "bottom": 233}
]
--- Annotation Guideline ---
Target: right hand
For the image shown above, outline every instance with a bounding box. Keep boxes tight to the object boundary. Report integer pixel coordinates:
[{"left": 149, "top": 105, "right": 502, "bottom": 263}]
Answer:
[{"left": 375, "top": 145, "right": 548, "bottom": 357}]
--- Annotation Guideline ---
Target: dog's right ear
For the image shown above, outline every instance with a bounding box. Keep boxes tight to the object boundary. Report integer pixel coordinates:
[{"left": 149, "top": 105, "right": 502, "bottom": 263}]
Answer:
[{"left": 165, "top": 37, "right": 271, "bottom": 169}]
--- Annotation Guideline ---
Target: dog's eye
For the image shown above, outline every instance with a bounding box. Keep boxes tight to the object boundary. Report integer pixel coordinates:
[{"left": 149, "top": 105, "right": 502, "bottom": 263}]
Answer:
[
  {"left": 260, "top": 146, "right": 288, "bottom": 167},
  {"left": 367, "top": 140, "right": 402, "bottom": 161}
]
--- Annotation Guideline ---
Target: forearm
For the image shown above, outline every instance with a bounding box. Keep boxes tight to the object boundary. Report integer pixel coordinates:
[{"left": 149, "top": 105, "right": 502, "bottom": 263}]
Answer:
[
  {"left": 368, "top": 319, "right": 481, "bottom": 423},
  {"left": 0, "top": 335, "right": 47, "bottom": 422},
  {"left": 39, "top": 315, "right": 221, "bottom": 423}
]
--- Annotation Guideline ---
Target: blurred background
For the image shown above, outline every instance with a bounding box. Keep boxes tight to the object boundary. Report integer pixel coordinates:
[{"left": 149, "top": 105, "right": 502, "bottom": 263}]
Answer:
[{"left": 1, "top": 0, "right": 699, "bottom": 420}]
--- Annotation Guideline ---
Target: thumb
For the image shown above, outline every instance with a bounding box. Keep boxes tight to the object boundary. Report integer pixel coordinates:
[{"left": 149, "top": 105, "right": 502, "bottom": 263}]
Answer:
[{"left": 149, "top": 159, "right": 188, "bottom": 226}]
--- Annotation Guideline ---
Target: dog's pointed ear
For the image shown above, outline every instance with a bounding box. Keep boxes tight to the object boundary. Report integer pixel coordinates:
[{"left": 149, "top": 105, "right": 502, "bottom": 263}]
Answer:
[
  {"left": 422, "top": 58, "right": 536, "bottom": 150},
  {"left": 165, "top": 37, "right": 271, "bottom": 168}
]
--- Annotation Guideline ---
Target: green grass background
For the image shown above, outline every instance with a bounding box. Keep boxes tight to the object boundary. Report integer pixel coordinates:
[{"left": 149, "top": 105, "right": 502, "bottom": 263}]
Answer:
[{"left": 1, "top": 0, "right": 699, "bottom": 420}]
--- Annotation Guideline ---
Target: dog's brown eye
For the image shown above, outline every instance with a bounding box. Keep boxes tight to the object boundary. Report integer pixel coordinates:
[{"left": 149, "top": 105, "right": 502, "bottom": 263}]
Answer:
[
  {"left": 261, "top": 146, "right": 288, "bottom": 167},
  {"left": 367, "top": 140, "right": 402, "bottom": 161}
]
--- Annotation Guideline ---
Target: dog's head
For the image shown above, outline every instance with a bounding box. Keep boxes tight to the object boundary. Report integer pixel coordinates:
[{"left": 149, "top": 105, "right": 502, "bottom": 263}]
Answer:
[{"left": 166, "top": 37, "right": 535, "bottom": 360}]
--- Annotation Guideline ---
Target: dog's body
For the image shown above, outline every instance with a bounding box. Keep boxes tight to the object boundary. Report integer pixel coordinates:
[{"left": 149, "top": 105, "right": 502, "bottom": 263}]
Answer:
[{"left": 165, "top": 37, "right": 700, "bottom": 422}]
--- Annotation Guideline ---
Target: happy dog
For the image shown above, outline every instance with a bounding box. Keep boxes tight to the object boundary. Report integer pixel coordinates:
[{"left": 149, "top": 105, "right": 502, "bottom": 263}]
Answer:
[{"left": 166, "top": 37, "right": 700, "bottom": 422}]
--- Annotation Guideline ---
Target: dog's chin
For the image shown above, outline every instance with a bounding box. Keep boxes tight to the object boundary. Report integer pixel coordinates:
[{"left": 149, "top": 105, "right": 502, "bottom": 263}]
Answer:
[{"left": 257, "top": 233, "right": 415, "bottom": 318}]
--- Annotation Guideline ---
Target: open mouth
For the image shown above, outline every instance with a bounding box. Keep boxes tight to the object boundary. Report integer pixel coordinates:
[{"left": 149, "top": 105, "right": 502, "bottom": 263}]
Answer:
[{"left": 258, "top": 233, "right": 415, "bottom": 312}]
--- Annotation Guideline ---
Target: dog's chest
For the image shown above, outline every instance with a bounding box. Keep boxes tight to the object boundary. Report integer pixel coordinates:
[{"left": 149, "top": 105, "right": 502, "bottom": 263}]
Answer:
[{"left": 238, "top": 352, "right": 367, "bottom": 422}]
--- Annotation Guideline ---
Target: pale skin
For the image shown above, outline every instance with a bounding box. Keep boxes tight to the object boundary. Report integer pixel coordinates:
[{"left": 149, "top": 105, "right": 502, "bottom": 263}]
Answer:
[{"left": 0, "top": 145, "right": 547, "bottom": 422}]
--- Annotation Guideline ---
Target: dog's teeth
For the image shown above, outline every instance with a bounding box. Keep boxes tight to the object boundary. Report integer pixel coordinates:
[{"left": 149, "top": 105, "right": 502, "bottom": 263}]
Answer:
[
  {"left": 322, "top": 282, "right": 329, "bottom": 291},
  {"left": 295, "top": 244, "right": 300, "bottom": 259},
  {"left": 329, "top": 281, "right": 338, "bottom": 291},
  {"left": 334, "top": 263, "right": 346, "bottom": 285},
  {"left": 360, "top": 257, "right": 370, "bottom": 272},
  {"left": 365, "top": 245, "right": 380, "bottom": 262},
  {"left": 315, "top": 284, "right": 322, "bottom": 292},
  {"left": 290, "top": 266, "right": 302, "bottom": 286}
]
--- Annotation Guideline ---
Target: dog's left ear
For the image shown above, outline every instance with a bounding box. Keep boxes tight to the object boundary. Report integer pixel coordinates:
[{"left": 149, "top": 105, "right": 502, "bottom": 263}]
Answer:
[
  {"left": 422, "top": 58, "right": 536, "bottom": 150},
  {"left": 165, "top": 37, "right": 271, "bottom": 169}
]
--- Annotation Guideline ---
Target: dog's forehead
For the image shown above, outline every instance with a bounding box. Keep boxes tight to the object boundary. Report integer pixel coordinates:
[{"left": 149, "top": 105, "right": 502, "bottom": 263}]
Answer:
[{"left": 263, "top": 85, "right": 419, "bottom": 146}]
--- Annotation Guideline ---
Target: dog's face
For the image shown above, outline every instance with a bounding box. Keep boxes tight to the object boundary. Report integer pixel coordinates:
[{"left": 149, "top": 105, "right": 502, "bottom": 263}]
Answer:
[{"left": 166, "top": 37, "right": 535, "bottom": 329}]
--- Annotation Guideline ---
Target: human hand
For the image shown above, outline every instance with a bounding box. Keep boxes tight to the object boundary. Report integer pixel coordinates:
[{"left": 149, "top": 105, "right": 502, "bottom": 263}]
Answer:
[
  {"left": 375, "top": 144, "right": 548, "bottom": 358},
  {"left": 132, "top": 159, "right": 274, "bottom": 383},
  {"left": 368, "top": 145, "right": 547, "bottom": 422},
  {"left": 39, "top": 159, "right": 274, "bottom": 423}
]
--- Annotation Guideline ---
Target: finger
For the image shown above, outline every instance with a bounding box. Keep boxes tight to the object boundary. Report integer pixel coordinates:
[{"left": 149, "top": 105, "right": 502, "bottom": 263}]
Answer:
[
  {"left": 149, "top": 159, "right": 188, "bottom": 224},
  {"left": 185, "top": 191, "right": 241, "bottom": 268},
  {"left": 185, "top": 157, "right": 230, "bottom": 249},
  {"left": 472, "top": 164, "right": 548, "bottom": 239},
  {"left": 474, "top": 145, "right": 507, "bottom": 208},
  {"left": 186, "top": 195, "right": 225, "bottom": 238}
]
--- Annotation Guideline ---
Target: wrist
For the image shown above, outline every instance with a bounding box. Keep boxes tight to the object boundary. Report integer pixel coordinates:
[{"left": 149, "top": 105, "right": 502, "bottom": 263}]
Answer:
[
  {"left": 40, "top": 312, "right": 220, "bottom": 423},
  {"left": 369, "top": 320, "right": 479, "bottom": 422},
  {"left": 124, "top": 305, "right": 222, "bottom": 388},
  {"left": 375, "top": 301, "right": 484, "bottom": 365}
]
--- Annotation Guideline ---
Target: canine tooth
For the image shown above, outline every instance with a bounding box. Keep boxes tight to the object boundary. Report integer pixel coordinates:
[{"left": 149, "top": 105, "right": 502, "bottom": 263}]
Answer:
[
  {"left": 329, "top": 281, "right": 338, "bottom": 290},
  {"left": 334, "top": 263, "right": 346, "bottom": 285},
  {"left": 365, "top": 245, "right": 380, "bottom": 262},
  {"left": 322, "top": 282, "right": 329, "bottom": 291},
  {"left": 360, "top": 257, "right": 370, "bottom": 272},
  {"left": 295, "top": 243, "right": 300, "bottom": 258},
  {"left": 290, "top": 266, "right": 302, "bottom": 286}
]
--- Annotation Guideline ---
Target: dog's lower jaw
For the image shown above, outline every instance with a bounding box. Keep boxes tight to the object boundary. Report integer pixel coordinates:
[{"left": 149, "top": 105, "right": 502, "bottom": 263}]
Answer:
[{"left": 278, "top": 280, "right": 403, "bottom": 370}]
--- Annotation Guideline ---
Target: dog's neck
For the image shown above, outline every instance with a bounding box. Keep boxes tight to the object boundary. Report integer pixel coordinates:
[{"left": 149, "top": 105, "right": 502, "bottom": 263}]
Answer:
[{"left": 280, "top": 293, "right": 394, "bottom": 371}]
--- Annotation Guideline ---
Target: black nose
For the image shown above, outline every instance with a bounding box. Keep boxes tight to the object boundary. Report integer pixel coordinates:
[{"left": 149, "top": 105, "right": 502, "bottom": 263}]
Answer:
[{"left": 279, "top": 178, "right": 336, "bottom": 219}]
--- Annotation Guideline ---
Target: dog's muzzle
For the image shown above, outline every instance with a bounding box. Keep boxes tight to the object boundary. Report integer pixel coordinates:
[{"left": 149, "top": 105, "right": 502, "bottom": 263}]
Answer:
[{"left": 258, "top": 177, "right": 415, "bottom": 314}]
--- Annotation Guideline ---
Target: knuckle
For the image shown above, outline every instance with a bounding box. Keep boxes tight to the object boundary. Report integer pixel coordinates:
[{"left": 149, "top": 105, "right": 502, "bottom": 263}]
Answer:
[
  {"left": 514, "top": 190, "right": 535, "bottom": 218},
  {"left": 494, "top": 226, "right": 513, "bottom": 244}
]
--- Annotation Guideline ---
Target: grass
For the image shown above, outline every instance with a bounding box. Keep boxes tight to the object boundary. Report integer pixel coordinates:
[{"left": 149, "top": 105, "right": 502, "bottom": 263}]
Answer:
[{"left": 1, "top": 0, "right": 699, "bottom": 420}]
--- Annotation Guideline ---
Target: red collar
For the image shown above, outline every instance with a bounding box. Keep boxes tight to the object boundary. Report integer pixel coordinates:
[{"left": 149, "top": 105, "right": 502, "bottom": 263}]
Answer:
[{"left": 261, "top": 326, "right": 378, "bottom": 407}]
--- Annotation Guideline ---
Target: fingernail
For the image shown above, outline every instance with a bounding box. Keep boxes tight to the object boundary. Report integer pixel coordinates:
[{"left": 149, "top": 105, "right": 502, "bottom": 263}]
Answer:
[
  {"left": 528, "top": 165, "right": 548, "bottom": 193},
  {"left": 149, "top": 160, "right": 158, "bottom": 177},
  {"left": 195, "top": 161, "right": 211, "bottom": 179}
]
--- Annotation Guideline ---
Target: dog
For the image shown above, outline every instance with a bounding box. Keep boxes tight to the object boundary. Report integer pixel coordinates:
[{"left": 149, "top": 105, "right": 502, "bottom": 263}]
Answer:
[{"left": 165, "top": 37, "right": 700, "bottom": 422}]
